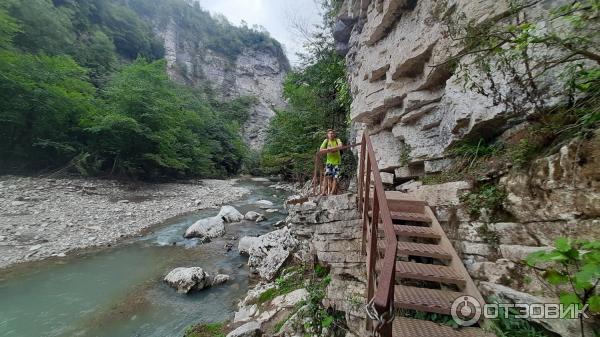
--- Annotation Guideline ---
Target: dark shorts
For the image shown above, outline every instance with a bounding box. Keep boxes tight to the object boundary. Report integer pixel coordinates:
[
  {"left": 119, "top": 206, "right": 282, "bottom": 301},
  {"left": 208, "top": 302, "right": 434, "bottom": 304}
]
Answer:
[{"left": 325, "top": 164, "right": 340, "bottom": 179}]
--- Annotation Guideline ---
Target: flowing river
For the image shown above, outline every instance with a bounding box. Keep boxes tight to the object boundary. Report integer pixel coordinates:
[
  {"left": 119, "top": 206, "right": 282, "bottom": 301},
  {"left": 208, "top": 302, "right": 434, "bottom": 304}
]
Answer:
[{"left": 0, "top": 179, "right": 290, "bottom": 337}]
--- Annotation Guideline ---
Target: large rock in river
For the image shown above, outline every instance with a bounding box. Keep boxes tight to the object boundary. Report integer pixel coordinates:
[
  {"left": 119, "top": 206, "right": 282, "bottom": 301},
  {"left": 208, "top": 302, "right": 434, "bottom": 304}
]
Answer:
[
  {"left": 218, "top": 205, "right": 244, "bottom": 222},
  {"left": 212, "top": 274, "right": 230, "bottom": 286},
  {"left": 246, "top": 227, "right": 298, "bottom": 280},
  {"left": 184, "top": 216, "right": 224, "bottom": 239},
  {"left": 164, "top": 267, "right": 212, "bottom": 294},
  {"left": 238, "top": 236, "right": 259, "bottom": 255},
  {"left": 244, "top": 211, "right": 264, "bottom": 222}
]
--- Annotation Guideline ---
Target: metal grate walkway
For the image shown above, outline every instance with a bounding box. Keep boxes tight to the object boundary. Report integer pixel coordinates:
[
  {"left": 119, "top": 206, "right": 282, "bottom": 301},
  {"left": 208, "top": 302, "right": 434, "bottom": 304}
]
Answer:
[{"left": 370, "top": 191, "right": 492, "bottom": 336}]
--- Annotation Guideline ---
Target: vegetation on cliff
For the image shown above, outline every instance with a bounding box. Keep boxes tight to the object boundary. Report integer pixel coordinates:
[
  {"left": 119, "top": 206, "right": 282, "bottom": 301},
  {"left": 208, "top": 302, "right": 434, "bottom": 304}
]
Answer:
[
  {"left": 0, "top": 0, "right": 284, "bottom": 179},
  {"left": 423, "top": 0, "right": 599, "bottom": 186},
  {"left": 262, "top": 2, "right": 352, "bottom": 181}
]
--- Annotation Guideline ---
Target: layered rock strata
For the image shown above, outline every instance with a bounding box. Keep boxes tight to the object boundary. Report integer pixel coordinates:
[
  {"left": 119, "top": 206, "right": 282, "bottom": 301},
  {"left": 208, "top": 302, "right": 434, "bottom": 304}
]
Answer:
[
  {"left": 335, "top": 0, "right": 572, "bottom": 177},
  {"left": 159, "top": 20, "right": 289, "bottom": 149},
  {"left": 333, "top": 2, "right": 599, "bottom": 334},
  {"left": 286, "top": 194, "right": 366, "bottom": 335}
]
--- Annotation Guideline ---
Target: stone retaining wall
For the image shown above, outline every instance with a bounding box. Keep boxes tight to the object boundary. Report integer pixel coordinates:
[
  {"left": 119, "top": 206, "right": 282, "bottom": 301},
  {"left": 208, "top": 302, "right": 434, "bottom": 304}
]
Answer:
[{"left": 286, "top": 193, "right": 366, "bottom": 336}]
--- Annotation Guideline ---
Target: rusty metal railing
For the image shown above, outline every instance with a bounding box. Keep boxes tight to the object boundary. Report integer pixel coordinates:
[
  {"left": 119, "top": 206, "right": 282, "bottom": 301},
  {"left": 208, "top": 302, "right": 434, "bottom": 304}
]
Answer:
[
  {"left": 310, "top": 133, "right": 396, "bottom": 336},
  {"left": 358, "top": 133, "right": 397, "bottom": 337}
]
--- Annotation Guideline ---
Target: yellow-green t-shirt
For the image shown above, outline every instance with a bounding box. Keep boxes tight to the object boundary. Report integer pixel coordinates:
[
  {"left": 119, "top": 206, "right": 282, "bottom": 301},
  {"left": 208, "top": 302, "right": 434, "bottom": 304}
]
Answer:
[{"left": 320, "top": 138, "right": 342, "bottom": 165}]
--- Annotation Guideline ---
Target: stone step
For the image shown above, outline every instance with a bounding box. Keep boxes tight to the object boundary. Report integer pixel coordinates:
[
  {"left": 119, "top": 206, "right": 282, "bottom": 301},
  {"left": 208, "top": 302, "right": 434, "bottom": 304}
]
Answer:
[
  {"left": 392, "top": 317, "right": 494, "bottom": 337},
  {"left": 394, "top": 285, "right": 464, "bottom": 315},
  {"left": 376, "top": 261, "right": 466, "bottom": 287},
  {"left": 386, "top": 191, "right": 427, "bottom": 214}
]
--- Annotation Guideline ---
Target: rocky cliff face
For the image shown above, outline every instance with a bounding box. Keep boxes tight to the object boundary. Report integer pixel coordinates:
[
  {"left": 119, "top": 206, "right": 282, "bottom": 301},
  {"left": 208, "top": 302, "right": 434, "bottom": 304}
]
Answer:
[
  {"left": 334, "top": 1, "right": 599, "bottom": 335},
  {"left": 335, "top": 0, "right": 571, "bottom": 172},
  {"left": 158, "top": 19, "right": 289, "bottom": 149}
]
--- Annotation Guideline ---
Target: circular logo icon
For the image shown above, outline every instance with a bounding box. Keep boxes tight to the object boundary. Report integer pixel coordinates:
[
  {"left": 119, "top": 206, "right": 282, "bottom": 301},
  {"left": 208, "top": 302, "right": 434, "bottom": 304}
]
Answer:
[{"left": 451, "top": 295, "right": 482, "bottom": 326}]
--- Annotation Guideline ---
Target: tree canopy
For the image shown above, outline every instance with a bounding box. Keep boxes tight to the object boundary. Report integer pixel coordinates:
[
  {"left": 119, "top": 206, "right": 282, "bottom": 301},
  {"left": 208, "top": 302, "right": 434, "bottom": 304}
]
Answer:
[
  {"left": 261, "top": 3, "right": 352, "bottom": 181},
  {"left": 0, "top": 0, "right": 269, "bottom": 179}
]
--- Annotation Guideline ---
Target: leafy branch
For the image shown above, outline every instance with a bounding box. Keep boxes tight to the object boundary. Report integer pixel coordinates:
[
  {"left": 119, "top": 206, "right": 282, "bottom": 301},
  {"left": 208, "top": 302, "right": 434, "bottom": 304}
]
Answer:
[
  {"left": 526, "top": 238, "right": 600, "bottom": 337},
  {"left": 441, "top": 0, "right": 600, "bottom": 124}
]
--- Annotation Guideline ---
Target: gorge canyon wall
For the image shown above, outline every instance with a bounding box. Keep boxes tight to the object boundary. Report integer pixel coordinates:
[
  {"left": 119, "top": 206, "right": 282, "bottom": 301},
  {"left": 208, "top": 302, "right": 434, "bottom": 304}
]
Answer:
[
  {"left": 334, "top": 1, "right": 599, "bottom": 335},
  {"left": 159, "top": 19, "right": 289, "bottom": 149}
]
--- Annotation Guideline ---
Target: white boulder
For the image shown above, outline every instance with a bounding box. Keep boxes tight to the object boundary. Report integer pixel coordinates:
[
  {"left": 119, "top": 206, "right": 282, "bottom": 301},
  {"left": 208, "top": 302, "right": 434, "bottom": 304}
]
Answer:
[
  {"left": 218, "top": 205, "right": 244, "bottom": 222},
  {"left": 238, "top": 236, "right": 259, "bottom": 255},
  {"left": 164, "top": 267, "right": 212, "bottom": 294},
  {"left": 212, "top": 274, "right": 230, "bottom": 286},
  {"left": 255, "top": 199, "right": 274, "bottom": 206},
  {"left": 238, "top": 282, "right": 277, "bottom": 307},
  {"left": 234, "top": 304, "right": 259, "bottom": 323},
  {"left": 184, "top": 216, "right": 224, "bottom": 239},
  {"left": 247, "top": 227, "right": 298, "bottom": 280},
  {"left": 244, "top": 211, "right": 263, "bottom": 221},
  {"left": 270, "top": 288, "right": 308, "bottom": 308},
  {"left": 256, "top": 246, "right": 290, "bottom": 281},
  {"left": 226, "top": 321, "right": 262, "bottom": 337}
]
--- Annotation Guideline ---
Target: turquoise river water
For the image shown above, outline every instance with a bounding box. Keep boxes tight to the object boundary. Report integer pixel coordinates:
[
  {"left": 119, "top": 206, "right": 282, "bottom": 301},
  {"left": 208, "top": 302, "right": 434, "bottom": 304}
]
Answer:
[{"left": 0, "top": 179, "right": 289, "bottom": 337}]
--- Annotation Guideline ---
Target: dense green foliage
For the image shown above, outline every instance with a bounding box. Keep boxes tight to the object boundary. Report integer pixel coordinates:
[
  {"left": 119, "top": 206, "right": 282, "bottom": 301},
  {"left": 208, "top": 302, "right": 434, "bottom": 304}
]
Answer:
[
  {"left": 0, "top": 0, "right": 283, "bottom": 179},
  {"left": 0, "top": 51, "right": 95, "bottom": 167},
  {"left": 526, "top": 238, "right": 600, "bottom": 312},
  {"left": 262, "top": 47, "right": 351, "bottom": 180},
  {"left": 261, "top": 0, "right": 352, "bottom": 181},
  {"left": 526, "top": 238, "right": 600, "bottom": 337},
  {"left": 81, "top": 59, "right": 246, "bottom": 178}
]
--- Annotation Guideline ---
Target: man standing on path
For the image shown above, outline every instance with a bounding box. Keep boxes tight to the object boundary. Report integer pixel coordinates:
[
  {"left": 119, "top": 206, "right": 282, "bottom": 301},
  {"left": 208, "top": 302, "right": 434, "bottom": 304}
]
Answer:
[{"left": 319, "top": 129, "right": 343, "bottom": 195}]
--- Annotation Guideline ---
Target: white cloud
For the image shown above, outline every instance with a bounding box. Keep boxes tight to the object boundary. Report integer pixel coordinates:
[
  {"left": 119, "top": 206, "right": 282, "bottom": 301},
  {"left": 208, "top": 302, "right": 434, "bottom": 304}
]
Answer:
[{"left": 200, "top": 0, "right": 322, "bottom": 66}]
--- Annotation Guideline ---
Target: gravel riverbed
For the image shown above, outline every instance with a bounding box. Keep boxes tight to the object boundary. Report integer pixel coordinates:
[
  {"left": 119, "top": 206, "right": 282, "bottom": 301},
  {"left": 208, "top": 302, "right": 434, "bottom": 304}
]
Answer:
[{"left": 0, "top": 176, "right": 249, "bottom": 269}]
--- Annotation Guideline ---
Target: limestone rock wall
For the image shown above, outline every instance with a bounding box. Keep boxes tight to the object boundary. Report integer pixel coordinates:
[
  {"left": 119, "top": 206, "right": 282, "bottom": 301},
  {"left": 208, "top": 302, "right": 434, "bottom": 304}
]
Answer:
[
  {"left": 334, "top": 2, "right": 599, "bottom": 334},
  {"left": 286, "top": 194, "right": 366, "bottom": 335},
  {"left": 396, "top": 134, "right": 600, "bottom": 337},
  {"left": 158, "top": 20, "right": 288, "bottom": 149},
  {"left": 335, "top": 0, "right": 567, "bottom": 176}
]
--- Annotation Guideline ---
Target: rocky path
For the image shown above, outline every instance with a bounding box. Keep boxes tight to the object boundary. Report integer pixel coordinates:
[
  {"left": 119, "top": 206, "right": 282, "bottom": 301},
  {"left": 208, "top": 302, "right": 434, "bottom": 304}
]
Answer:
[{"left": 0, "top": 176, "right": 249, "bottom": 269}]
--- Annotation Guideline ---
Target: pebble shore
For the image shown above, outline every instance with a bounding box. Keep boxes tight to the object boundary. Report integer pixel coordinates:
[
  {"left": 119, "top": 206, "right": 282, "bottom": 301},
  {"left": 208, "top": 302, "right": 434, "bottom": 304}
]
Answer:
[{"left": 0, "top": 175, "right": 249, "bottom": 269}]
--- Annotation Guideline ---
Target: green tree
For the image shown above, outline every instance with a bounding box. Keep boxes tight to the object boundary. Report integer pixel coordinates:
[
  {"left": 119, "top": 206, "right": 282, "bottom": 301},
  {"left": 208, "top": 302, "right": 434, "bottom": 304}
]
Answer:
[
  {"left": 262, "top": 51, "right": 350, "bottom": 180},
  {"left": 0, "top": 0, "right": 264, "bottom": 180},
  {"left": 0, "top": 3, "right": 20, "bottom": 49},
  {"left": 93, "top": 1, "right": 163, "bottom": 60},
  {"left": 73, "top": 30, "right": 117, "bottom": 85},
  {"left": 82, "top": 59, "right": 245, "bottom": 178},
  {"left": 526, "top": 238, "right": 600, "bottom": 337},
  {"left": 8, "top": 0, "right": 75, "bottom": 55},
  {"left": 0, "top": 51, "right": 95, "bottom": 168}
]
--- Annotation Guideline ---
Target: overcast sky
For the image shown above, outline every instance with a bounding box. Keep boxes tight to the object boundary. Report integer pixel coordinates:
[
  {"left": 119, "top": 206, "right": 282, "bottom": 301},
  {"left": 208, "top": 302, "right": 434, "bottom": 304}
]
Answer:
[{"left": 200, "top": 0, "right": 323, "bottom": 66}]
